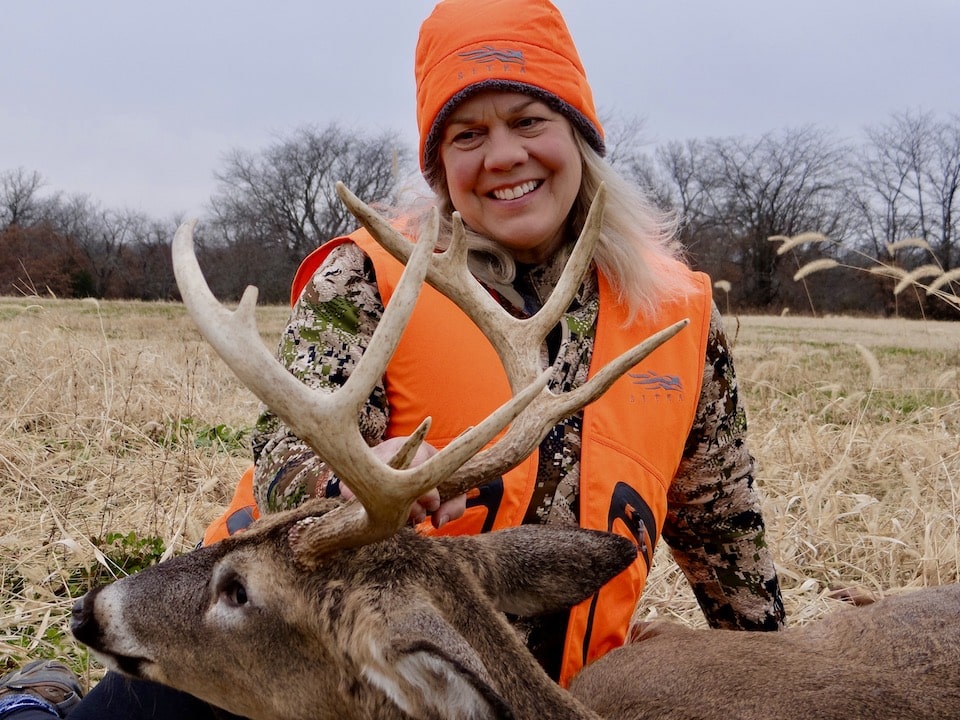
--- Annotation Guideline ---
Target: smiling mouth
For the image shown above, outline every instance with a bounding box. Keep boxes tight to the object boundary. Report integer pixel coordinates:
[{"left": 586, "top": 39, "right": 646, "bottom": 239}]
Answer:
[{"left": 491, "top": 180, "right": 541, "bottom": 201}]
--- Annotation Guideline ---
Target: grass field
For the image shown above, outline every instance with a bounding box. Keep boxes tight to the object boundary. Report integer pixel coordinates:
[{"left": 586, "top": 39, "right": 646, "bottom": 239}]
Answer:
[{"left": 1, "top": 296, "right": 958, "bottom": 687}]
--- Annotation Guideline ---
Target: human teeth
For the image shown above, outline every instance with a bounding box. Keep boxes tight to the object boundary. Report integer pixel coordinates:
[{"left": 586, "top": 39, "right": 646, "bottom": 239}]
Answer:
[{"left": 493, "top": 181, "right": 538, "bottom": 200}]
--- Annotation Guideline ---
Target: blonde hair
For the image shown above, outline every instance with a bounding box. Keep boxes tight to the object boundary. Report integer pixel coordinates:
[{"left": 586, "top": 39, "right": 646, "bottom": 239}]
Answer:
[{"left": 395, "top": 135, "right": 695, "bottom": 321}]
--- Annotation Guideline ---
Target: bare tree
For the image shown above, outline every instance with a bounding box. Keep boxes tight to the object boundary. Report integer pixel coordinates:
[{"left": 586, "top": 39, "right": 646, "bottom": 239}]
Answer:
[
  {"left": 654, "top": 128, "right": 847, "bottom": 310},
  {"left": 851, "top": 112, "right": 934, "bottom": 260},
  {"left": 601, "top": 115, "right": 675, "bottom": 211},
  {"left": 126, "top": 217, "right": 179, "bottom": 300},
  {"left": 0, "top": 167, "right": 48, "bottom": 230},
  {"left": 46, "top": 198, "right": 152, "bottom": 298},
  {"left": 208, "top": 124, "right": 412, "bottom": 302},
  {"left": 857, "top": 112, "right": 960, "bottom": 265},
  {"left": 655, "top": 139, "right": 725, "bottom": 261},
  {"left": 838, "top": 111, "right": 960, "bottom": 315},
  {"left": 921, "top": 114, "right": 960, "bottom": 272}
]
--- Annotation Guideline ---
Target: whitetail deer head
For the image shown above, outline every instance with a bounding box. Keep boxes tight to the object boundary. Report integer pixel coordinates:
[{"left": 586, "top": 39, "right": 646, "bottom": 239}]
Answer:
[{"left": 73, "top": 502, "right": 638, "bottom": 719}]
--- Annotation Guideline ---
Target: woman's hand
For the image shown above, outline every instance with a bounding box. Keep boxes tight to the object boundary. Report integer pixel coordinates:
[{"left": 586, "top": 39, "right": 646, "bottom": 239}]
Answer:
[{"left": 338, "top": 436, "right": 467, "bottom": 529}]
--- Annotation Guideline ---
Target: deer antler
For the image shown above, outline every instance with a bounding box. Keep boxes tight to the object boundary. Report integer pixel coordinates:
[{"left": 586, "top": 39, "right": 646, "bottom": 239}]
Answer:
[
  {"left": 172, "top": 215, "right": 549, "bottom": 561},
  {"left": 172, "top": 184, "right": 686, "bottom": 565},
  {"left": 335, "top": 182, "right": 688, "bottom": 499}
]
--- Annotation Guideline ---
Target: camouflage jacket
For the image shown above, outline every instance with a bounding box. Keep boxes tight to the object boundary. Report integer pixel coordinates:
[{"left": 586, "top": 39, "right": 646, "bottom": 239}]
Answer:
[{"left": 251, "top": 240, "right": 786, "bottom": 642}]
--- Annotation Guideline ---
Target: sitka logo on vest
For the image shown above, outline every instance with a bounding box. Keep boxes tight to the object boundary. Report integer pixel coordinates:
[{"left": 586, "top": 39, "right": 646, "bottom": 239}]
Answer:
[
  {"left": 457, "top": 46, "right": 526, "bottom": 79},
  {"left": 628, "top": 370, "right": 683, "bottom": 401}
]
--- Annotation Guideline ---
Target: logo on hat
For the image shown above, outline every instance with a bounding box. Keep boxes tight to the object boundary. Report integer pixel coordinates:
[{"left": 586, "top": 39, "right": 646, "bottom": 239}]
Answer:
[{"left": 458, "top": 46, "right": 525, "bottom": 66}]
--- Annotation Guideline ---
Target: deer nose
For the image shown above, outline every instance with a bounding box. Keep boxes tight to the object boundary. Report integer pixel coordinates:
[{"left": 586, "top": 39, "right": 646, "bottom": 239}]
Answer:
[{"left": 70, "top": 592, "right": 99, "bottom": 646}]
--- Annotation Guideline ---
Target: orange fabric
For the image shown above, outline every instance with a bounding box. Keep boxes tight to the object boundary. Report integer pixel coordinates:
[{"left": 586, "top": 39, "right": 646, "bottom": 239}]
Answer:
[
  {"left": 347, "top": 229, "right": 712, "bottom": 686},
  {"left": 559, "top": 271, "right": 711, "bottom": 684},
  {"left": 415, "top": 0, "right": 602, "bottom": 172},
  {"left": 202, "top": 466, "right": 259, "bottom": 546}
]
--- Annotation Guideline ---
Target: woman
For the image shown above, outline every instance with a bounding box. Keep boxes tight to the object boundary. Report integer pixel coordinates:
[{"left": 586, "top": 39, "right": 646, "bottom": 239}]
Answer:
[
  {"left": 249, "top": 0, "right": 784, "bottom": 686},
  {"left": 2, "top": 1, "right": 783, "bottom": 718}
]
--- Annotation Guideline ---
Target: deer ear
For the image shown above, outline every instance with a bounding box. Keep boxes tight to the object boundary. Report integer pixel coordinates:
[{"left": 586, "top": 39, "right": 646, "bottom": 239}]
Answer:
[
  {"left": 360, "top": 610, "right": 514, "bottom": 720},
  {"left": 455, "top": 526, "right": 638, "bottom": 616}
]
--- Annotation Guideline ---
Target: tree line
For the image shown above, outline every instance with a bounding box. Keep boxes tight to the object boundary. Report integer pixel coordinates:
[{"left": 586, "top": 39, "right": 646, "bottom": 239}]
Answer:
[{"left": 2, "top": 111, "right": 957, "bottom": 316}]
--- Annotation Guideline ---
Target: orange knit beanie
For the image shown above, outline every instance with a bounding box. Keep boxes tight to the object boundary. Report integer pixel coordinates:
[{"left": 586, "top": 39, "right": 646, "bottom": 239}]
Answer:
[{"left": 415, "top": 0, "right": 605, "bottom": 186}]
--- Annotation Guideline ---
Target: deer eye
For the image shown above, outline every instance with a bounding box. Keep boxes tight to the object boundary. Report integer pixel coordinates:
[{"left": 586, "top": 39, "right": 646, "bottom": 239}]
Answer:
[
  {"left": 215, "top": 571, "right": 250, "bottom": 608},
  {"left": 227, "top": 581, "right": 248, "bottom": 606}
]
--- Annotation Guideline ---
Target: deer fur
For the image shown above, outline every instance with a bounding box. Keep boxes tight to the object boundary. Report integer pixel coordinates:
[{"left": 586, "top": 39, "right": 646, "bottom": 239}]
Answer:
[
  {"left": 570, "top": 583, "right": 960, "bottom": 719},
  {"left": 72, "top": 500, "right": 960, "bottom": 719}
]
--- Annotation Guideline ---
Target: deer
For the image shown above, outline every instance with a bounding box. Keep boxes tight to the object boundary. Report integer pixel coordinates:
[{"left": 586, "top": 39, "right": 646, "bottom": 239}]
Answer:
[{"left": 70, "top": 184, "right": 960, "bottom": 720}]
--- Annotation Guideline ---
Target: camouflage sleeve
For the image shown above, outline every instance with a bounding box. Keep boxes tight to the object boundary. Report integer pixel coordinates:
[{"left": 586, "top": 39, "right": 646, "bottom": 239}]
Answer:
[
  {"left": 661, "top": 303, "right": 786, "bottom": 630},
  {"left": 250, "top": 241, "right": 390, "bottom": 513}
]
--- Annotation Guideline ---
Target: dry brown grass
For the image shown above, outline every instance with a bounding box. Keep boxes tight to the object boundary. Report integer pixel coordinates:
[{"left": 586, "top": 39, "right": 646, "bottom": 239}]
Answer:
[
  {"left": 641, "top": 313, "right": 960, "bottom": 624},
  {"left": 1, "top": 296, "right": 958, "bottom": 685},
  {"left": 0, "top": 297, "right": 287, "bottom": 681}
]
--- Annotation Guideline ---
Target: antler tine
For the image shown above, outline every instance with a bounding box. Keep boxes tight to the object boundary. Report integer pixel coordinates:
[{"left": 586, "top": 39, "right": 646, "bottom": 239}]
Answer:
[
  {"left": 172, "top": 217, "right": 547, "bottom": 563},
  {"left": 530, "top": 182, "right": 605, "bottom": 342}
]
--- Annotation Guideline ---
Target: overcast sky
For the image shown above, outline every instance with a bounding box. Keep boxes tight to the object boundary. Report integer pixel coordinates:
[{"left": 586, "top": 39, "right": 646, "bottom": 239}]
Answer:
[{"left": 3, "top": 1, "right": 957, "bottom": 220}]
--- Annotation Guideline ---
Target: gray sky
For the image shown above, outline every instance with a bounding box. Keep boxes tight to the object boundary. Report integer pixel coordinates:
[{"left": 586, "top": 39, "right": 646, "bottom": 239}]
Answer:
[{"left": 2, "top": 1, "right": 957, "bottom": 219}]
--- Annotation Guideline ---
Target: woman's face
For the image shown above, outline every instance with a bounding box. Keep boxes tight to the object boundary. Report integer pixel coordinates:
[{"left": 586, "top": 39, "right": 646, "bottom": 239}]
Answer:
[{"left": 439, "top": 91, "right": 582, "bottom": 264}]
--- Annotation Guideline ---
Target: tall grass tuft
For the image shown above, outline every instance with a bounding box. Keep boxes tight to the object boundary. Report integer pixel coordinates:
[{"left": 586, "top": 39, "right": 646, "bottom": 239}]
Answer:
[{"left": 772, "top": 233, "right": 960, "bottom": 315}]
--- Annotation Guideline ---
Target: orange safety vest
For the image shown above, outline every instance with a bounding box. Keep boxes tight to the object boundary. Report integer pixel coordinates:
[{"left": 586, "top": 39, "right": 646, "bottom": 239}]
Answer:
[{"left": 203, "top": 228, "right": 712, "bottom": 686}]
